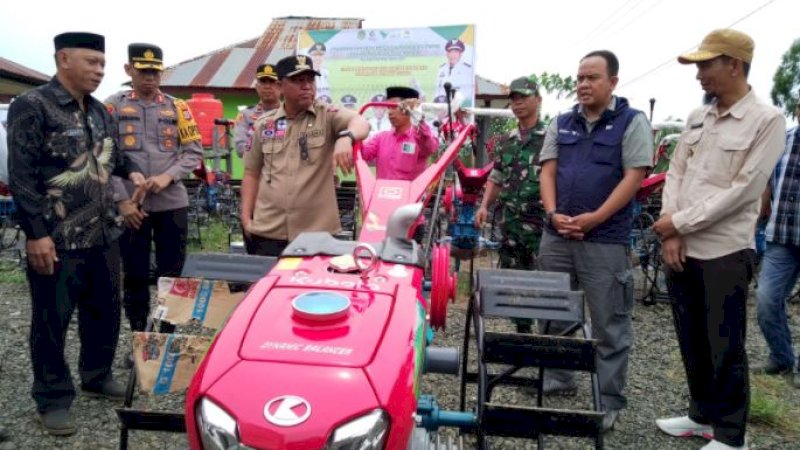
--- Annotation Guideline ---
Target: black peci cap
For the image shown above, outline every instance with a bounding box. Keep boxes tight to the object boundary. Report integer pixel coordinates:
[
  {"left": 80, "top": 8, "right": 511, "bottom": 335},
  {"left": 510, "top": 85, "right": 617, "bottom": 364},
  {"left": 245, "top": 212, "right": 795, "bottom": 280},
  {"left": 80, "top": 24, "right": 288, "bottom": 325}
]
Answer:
[
  {"left": 54, "top": 32, "right": 105, "bottom": 52},
  {"left": 385, "top": 86, "right": 419, "bottom": 100}
]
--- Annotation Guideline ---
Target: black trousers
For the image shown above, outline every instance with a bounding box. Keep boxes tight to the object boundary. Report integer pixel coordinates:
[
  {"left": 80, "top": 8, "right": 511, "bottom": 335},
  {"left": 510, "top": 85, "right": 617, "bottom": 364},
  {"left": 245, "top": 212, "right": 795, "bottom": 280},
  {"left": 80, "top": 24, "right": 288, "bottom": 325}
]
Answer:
[
  {"left": 26, "top": 242, "right": 121, "bottom": 413},
  {"left": 120, "top": 208, "right": 188, "bottom": 331},
  {"left": 667, "top": 249, "right": 754, "bottom": 447},
  {"left": 246, "top": 234, "right": 289, "bottom": 257}
]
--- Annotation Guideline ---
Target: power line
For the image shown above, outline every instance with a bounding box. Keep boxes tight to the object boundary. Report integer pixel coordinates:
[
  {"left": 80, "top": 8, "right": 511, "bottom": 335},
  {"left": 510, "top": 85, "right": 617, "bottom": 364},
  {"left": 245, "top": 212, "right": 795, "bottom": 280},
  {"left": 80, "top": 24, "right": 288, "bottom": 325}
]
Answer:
[
  {"left": 619, "top": 0, "right": 777, "bottom": 89},
  {"left": 571, "top": 0, "right": 639, "bottom": 47}
]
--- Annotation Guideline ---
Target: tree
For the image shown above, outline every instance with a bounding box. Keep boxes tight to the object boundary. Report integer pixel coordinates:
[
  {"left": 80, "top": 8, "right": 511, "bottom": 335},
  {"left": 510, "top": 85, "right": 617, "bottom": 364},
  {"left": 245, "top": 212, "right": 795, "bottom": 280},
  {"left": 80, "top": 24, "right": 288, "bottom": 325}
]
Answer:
[
  {"left": 529, "top": 72, "right": 576, "bottom": 99},
  {"left": 770, "top": 38, "right": 800, "bottom": 117}
]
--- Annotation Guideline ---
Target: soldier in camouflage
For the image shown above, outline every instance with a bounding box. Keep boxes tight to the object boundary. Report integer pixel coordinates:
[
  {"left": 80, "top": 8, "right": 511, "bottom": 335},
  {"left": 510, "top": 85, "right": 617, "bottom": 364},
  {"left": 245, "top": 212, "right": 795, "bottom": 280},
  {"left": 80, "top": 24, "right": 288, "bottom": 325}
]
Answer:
[{"left": 475, "top": 75, "right": 545, "bottom": 331}]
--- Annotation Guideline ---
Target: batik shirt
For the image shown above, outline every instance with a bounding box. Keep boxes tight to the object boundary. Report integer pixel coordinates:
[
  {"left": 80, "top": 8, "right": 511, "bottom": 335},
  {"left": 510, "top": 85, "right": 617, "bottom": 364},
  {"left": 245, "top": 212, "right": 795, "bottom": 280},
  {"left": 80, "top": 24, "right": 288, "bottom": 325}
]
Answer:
[{"left": 8, "top": 77, "right": 140, "bottom": 250}]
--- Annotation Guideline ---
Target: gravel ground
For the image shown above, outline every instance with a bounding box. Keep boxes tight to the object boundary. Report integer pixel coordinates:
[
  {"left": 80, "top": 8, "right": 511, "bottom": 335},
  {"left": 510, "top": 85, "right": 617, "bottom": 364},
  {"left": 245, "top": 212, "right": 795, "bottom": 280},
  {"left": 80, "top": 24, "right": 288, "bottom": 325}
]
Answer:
[{"left": 0, "top": 254, "right": 798, "bottom": 450}]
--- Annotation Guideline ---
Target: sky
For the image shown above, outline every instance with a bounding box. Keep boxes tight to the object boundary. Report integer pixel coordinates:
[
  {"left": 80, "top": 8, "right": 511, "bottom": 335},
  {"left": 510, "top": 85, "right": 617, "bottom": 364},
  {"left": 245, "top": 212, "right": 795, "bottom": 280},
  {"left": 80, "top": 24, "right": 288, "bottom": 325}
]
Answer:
[{"left": 1, "top": 0, "right": 797, "bottom": 124}]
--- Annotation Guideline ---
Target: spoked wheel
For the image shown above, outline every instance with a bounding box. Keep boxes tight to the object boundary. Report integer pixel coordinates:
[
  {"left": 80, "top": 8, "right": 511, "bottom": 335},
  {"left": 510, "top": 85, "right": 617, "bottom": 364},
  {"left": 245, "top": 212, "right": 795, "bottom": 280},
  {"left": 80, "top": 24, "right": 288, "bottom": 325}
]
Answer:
[{"left": 630, "top": 213, "right": 664, "bottom": 305}]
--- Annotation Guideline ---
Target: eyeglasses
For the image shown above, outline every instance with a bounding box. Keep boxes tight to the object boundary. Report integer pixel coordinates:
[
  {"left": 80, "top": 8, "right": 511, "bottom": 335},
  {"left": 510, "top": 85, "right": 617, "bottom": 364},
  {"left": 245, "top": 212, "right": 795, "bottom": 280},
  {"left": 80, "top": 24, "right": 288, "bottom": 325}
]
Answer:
[{"left": 299, "top": 134, "right": 309, "bottom": 161}]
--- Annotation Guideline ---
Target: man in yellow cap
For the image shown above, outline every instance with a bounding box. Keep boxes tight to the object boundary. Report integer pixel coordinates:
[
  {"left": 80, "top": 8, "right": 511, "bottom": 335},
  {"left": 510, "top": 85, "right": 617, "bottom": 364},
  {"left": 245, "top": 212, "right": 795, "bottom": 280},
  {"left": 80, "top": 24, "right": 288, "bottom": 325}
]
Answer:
[
  {"left": 106, "top": 43, "right": 203, "bottom": 334},
  {"left": 234, "top": 63, "right": 281, "bottom": 158},
  {"left": 653, "top": 29, "right": 785, "bottom": 450}
]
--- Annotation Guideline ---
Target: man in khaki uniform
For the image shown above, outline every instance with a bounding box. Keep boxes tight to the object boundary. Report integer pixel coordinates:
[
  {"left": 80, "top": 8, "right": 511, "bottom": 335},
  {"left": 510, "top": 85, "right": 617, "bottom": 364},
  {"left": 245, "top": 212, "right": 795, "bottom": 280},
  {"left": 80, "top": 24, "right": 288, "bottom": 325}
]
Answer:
[
  {"left": 654, "top": 29, "right": 785, "bottom": 450},
  {"left": 240, "top": 54, "right": 369, "bottom": 256}
]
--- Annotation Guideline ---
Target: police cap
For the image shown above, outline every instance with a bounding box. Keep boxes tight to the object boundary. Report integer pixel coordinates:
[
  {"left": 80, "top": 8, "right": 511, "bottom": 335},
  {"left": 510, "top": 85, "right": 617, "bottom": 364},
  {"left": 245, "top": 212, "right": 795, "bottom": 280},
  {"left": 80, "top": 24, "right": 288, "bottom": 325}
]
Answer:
[
  {"left": 256, "top": 63, "right": 278, "bottom": 81},
  {"left": 128, "top": 43, "right": 163, "bottom": 70}
]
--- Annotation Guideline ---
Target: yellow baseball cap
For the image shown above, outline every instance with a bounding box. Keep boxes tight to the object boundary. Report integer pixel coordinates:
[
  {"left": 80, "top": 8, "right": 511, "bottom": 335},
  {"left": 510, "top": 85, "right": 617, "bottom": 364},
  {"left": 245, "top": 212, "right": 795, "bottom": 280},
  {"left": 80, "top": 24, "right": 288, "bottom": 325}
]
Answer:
[{"left": 678, "top": 29, "right": 754, "bottom": 64}]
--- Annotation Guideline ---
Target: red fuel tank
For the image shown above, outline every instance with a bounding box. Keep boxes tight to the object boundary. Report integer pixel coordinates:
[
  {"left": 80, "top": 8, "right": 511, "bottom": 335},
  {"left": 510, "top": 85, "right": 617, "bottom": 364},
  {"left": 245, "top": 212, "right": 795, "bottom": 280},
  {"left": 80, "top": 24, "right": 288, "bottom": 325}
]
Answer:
[{"left": 186, "top": 93, "right": 223, "bottom": 148}]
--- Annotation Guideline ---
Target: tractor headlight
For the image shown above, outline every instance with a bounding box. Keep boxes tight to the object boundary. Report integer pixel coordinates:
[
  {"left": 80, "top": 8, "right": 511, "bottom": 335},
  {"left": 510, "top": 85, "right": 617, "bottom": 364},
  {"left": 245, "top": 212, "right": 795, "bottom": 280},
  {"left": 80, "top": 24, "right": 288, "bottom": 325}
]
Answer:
[
  {"left": 325, "top": 409, "right": 390, "bottom": 450},
  {"left": 196, "top": 397, "right": 246, "bottom": 450}
]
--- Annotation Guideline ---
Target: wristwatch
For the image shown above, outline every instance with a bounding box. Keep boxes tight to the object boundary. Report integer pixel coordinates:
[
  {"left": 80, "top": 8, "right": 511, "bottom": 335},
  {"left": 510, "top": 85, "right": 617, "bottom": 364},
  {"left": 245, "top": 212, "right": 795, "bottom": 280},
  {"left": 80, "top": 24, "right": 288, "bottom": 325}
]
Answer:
[
  {"left": 336, "top": 130, "right": 356, "bottom": 146},
  {"left": 546, "top": 209, "right": 557, "bottom": 225}
]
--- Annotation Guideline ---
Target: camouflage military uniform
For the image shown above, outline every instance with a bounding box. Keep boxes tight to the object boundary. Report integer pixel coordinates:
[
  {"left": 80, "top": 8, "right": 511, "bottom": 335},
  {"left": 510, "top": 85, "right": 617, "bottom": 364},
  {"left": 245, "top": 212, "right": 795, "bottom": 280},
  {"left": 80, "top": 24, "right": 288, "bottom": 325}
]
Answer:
[{"left": 488, "top": 123, "right": 545, "bottom": 269}]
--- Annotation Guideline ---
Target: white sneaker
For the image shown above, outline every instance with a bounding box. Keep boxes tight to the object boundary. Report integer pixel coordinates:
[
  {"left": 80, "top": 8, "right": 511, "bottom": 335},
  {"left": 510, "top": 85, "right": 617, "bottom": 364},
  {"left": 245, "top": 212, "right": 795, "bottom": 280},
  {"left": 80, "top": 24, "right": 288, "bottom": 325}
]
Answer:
[
  {"left": 700, "top": 439, "right": 749, "bottom": 450},
  {"left": 655, "top": 416, "right": 714, "bottom": 439}
]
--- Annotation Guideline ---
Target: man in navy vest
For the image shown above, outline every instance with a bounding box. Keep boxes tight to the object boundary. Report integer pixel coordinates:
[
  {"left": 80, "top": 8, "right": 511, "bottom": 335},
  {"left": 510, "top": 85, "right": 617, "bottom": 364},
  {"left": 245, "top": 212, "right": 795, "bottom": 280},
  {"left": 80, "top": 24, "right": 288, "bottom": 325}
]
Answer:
[{"left": 538, "top": 50, "right": 653, "bottom": 432}]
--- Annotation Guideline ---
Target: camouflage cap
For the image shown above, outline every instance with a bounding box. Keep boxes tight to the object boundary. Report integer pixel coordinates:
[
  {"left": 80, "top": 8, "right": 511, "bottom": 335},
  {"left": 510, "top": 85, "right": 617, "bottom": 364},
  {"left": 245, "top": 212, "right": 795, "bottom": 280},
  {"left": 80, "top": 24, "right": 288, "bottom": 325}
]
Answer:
[{"left": 508, "top": 76, "right": 539, "bottom": 97}]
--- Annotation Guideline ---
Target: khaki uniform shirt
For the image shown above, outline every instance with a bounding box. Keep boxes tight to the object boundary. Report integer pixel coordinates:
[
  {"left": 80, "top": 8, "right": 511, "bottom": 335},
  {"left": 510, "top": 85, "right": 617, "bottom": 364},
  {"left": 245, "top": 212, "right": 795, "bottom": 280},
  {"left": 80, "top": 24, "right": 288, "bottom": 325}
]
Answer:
[
  {"left": 662, "top": 89, "right": 785, "bottom": 259},
  {"left": 244, "top": 102, "right": 356, "bottom": 240}
]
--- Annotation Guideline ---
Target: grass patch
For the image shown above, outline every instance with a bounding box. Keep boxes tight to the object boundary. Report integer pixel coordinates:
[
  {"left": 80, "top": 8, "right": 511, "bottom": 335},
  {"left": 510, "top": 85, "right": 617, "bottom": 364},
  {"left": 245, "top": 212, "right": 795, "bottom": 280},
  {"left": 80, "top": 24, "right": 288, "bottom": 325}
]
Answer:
[
  {"left": 749, "top": 374, "right": 799, "bottom": 436},
  {"left": 0, "top": 258, "right": 26, "bottom": 284},
  {"left": 188, "top": 219, "right": 236, "bottom": 253}
]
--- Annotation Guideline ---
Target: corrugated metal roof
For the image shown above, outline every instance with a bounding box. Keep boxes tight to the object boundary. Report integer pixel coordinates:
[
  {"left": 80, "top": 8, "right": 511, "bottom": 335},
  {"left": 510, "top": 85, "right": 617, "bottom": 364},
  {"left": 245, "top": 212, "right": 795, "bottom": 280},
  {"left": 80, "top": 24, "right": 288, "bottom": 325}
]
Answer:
[
  {"left": 476, "top": 75, "right": 508, "bottom": 97},
  {"left": 162, "top": 17, "right": 363, "bottom": 89},
  {"left": 0, "top": 56, "right": 50, "bottom": 84}
]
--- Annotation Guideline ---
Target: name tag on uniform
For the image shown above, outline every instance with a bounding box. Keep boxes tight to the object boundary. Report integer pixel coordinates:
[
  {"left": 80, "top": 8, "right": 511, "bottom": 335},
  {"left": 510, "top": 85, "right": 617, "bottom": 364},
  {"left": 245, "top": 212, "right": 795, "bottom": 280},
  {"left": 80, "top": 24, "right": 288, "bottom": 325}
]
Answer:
[{"left": 401, "top": 142, "right": 416, "bottom": 154}]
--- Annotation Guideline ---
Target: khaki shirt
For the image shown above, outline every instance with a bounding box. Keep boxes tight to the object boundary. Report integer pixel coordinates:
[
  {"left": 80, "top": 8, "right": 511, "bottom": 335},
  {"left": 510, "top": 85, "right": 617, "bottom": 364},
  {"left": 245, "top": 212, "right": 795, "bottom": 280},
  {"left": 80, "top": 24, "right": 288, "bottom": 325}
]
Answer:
[
  {"left": 244, "top": 102, "right": 356, "bottom": 240},
  {"left": 662, "top": 89, "right": 785, "bottom": 259}
]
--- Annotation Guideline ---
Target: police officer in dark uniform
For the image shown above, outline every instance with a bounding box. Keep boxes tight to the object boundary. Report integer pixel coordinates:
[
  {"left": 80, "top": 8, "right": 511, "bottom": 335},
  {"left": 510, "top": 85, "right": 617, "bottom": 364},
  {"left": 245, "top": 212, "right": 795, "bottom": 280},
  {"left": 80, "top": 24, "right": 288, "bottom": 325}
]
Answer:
[
  {"left": 234, "top": 63, "right": 281, "bottom": 158},
  {"left": 106, "top": 43, "right": 203, "bottom": 333},
  {"left": 7, "top": 32, "right": 146, "bottom": 436}
]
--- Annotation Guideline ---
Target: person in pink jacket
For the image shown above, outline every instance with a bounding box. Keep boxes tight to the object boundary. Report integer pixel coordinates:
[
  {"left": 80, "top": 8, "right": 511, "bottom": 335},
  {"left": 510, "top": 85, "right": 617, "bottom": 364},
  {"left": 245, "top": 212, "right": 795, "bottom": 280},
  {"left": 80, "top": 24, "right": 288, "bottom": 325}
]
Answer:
[{"left": 361, "top": 86, "right": 438, "bottom": 180}]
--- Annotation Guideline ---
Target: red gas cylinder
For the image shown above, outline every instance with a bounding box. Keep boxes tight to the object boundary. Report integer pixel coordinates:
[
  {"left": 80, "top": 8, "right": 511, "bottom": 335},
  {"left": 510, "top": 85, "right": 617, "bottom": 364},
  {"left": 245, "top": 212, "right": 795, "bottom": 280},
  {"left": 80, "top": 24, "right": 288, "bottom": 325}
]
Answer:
[{"left": 186, "top": 93, "right": 223, "bottom": 148}]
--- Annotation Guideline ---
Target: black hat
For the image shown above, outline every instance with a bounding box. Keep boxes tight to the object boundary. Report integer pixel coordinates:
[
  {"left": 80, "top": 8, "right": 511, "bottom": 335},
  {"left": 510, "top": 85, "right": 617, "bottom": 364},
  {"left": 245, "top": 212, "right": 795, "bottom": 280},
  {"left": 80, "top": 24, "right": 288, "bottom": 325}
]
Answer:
[
  {"left": 256, "top": 63, "right": 278, "bottom": 81},
  {"left": 341, "top": 94, "right": 358, "bottom": 105},
  {"left": 309, "top": 42, "right": 326, "bottom": 54},
  {"left": 371, "top": 94, "right": 387, "bottom": 102},
  {"left": 128, "top": 43, "right": 163, "bottom": 70},
  {"left": 386, "top": 86, "right": 419, "bottom": 100},
  {"left": 54, "top": 32, "right": 105, "bottom": 52},
  {"left": 444, "top": 39, "right": 465, "bottom": 52},
  {"left": 275, "top": 55, "right": 320, "bottom": 79}
]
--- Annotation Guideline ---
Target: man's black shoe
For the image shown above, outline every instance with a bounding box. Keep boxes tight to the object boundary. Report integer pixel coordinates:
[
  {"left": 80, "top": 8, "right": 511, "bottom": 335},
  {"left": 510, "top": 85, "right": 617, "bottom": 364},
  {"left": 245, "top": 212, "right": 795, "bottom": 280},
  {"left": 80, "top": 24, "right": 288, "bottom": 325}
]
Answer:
[
  {"left": 82, "top": 379, "right": 126, "bottom": 400},
  {"left": 751, "top": 361, "right": 793, "bottom": 376}
]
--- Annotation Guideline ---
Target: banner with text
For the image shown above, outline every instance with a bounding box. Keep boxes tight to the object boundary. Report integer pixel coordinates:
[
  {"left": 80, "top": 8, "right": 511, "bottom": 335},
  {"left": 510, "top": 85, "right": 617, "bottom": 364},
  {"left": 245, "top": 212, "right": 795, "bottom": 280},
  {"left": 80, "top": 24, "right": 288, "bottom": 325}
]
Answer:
[{"left": 298, "top": 24, "right": 476, "bottom": 114}]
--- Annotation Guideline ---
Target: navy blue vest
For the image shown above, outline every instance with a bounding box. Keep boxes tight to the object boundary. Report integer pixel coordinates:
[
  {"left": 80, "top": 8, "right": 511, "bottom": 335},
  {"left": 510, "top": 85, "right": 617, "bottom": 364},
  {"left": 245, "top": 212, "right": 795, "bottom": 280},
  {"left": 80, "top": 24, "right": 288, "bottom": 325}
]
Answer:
[{"left": 552, "top": 97, "right": 640, "bottom": 244}]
